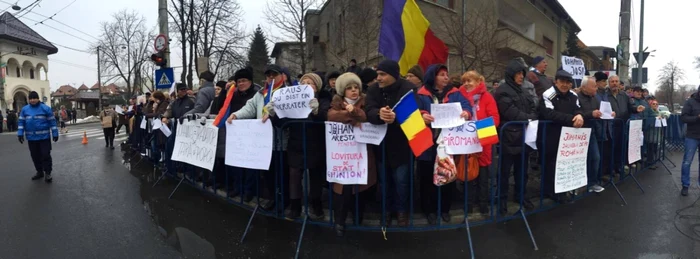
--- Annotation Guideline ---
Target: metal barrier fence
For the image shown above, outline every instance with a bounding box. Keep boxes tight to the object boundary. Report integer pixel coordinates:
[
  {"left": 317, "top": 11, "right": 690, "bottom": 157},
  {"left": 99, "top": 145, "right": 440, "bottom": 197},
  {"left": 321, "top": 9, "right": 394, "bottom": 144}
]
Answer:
[{"left": 125, "top": 115, "right": 677, "bottom": 259}]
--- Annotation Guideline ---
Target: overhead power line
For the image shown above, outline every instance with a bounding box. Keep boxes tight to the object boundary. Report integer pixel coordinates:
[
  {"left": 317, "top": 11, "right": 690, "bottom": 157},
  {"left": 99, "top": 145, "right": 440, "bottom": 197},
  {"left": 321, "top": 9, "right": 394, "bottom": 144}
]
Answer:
[{"left": 34, "top": 0, "right": 75, "bottom": 25}]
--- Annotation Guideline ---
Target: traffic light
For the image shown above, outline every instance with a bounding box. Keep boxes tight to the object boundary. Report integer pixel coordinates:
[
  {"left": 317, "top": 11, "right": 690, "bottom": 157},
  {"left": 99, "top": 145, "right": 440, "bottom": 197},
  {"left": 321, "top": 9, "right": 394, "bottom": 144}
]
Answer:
[{"left": 150, "top": 51, "right": 167, "bottom": 67}]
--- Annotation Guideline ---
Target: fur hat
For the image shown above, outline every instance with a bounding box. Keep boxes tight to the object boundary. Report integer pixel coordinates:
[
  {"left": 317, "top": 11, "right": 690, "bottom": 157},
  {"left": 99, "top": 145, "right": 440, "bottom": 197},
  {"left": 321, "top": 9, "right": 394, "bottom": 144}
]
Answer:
[
  {"left": 594, "top": 71, "right": 608, "bottom": 82},
  {"left": 335, "top": 72, "right": 362, "bottom": 97},
  {"left": 300, "top": 73, "right": 323, "bottom": 92},
  {"left": 233, "top": 67, "right": 253, "bottom": 82},
  {"left": 407, "top": 65, "right": 424, "bottom": 82}
]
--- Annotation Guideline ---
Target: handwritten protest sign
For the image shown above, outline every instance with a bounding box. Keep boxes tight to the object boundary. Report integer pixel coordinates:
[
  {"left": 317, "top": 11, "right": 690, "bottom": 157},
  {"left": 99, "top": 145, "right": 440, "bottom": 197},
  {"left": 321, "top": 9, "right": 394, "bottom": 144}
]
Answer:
[
  {"left": 225, "top": 119, "right": 273, "bottom": 170},
  {"left": 628, "top": 120, "right": 643, "bottom": 163},
  {"left": 115, "top": 105, "right": 124, "bottom": 115},
  {"left": 438, "top": 121, "right": 483, "bottom": 155},
  {"left": 561, "top": 56, "right": 585, "bottom": 80},
  {"left": 354, "top": 123, "right": 387, "bottom": 145},
  {"left": 171, "top": 119, "right": 219, "bottom": 171},
  {"left": 431, "top": 102, "right": 464, "bottom": 128},
  {"left": 554, "top": 127, "right": 591, "bottom": 193},
  {"left": 271, "top": 84, "right": 314, "bottom": 119},
  {"left": 325, "top": 122, "right": 368, "bottom": 185}
]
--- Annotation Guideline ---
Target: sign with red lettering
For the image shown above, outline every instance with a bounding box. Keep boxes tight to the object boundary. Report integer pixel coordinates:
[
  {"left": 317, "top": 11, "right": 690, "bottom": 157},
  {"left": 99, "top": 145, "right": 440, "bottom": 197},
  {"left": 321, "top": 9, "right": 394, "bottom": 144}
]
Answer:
[
  {"left": 555, "top": 127, "right": 591, "bottom": 193},
  {"left": 439, "top": 121, "right": 483, "bottom": 155},
  {"left": 628, "top": 120, "right": 643, "bottom": 163},
  {"left": 325, "top": 122, "right": 368, "bottom": 185}
]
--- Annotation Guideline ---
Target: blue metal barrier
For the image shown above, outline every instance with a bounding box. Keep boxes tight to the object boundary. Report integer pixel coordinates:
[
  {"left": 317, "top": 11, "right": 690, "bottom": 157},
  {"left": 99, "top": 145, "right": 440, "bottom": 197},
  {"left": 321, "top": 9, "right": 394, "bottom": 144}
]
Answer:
[{"left": 131, "top": 116, "right": 675, "bottom": 258}]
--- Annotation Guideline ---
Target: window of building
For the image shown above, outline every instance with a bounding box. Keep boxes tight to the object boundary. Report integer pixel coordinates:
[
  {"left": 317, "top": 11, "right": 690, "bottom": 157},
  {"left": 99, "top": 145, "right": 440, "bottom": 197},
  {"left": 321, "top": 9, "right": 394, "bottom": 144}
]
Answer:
[
  {"left": 15, "top": 67, "right": 19, "bottom": 77},
  {"left": 29, "top": 69, "right": 34, "bottom": 79},
  {"left": 428, "top": 0, "right": 455, "bottom": 9},
  {"left": 543, "top": 37, "right": 554, "bottom": 55}
]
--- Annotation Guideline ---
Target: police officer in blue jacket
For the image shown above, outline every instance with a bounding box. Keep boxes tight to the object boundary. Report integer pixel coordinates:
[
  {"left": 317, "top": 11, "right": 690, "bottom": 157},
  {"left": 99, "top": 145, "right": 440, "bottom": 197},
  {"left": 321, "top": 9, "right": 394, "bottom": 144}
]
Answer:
[{"left": 17, "top": 91, "right": 59, "bottom": 182}]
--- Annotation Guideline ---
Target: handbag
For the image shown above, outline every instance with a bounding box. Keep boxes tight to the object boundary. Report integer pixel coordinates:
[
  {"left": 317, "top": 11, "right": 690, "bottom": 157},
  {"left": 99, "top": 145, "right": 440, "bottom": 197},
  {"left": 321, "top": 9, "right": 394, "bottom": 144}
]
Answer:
[
  {"left": 456, "top": 154, "right": 480, "bottom": 182},
  {"left": 433, "top": 144, "right": 457, "bottom": 186}
]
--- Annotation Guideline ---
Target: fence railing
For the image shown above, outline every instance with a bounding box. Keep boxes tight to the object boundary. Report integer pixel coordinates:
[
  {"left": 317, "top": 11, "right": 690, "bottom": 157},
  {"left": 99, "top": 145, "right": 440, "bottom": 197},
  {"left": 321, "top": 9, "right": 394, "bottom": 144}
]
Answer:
[{"left": 124, "top": 114, "right": 680, "bottom": 258}]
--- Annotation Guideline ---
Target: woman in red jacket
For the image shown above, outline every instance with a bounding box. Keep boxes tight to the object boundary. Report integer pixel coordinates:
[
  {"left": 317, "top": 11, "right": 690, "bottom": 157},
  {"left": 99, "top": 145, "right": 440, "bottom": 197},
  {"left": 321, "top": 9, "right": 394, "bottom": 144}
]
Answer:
[{"left": 459, "top": 71, "right": 500, "bottom": 214}]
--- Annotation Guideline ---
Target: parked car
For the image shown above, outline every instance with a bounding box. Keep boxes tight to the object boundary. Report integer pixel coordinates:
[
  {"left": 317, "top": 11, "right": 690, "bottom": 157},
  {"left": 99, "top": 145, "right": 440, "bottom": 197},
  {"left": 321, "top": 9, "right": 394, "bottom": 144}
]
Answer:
[{"left": 658, "top": 105, "right": 671, "bottom": 118}]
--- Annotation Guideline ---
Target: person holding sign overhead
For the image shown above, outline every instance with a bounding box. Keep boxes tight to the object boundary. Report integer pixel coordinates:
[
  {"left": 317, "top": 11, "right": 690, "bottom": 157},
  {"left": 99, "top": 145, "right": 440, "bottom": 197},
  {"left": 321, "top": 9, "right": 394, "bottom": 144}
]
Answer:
[
  {"left": 415, "top": 64, "right": 471, "bottom": 224},
  {"left": 265, "top": 72, "right": 330, "bottom": 220},
  {"left": 495, "top": 59, "right": 539, "bottom": 214},
  {"left": 326, "top": 72, "right": 377, "bottom": 236},
  {"left": 459, "top": 70, "right": 500, "bottom": 215},
  {"left": 539, "top": 70, "right": 585, "bottom": 203}
]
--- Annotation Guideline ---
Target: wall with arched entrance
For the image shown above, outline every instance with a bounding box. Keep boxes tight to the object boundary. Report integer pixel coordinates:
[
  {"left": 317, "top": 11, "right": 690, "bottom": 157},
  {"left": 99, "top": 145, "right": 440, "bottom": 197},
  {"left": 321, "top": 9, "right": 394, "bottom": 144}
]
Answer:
[{"left": 12, "top": 89, "right": 27, "bottom": 111}]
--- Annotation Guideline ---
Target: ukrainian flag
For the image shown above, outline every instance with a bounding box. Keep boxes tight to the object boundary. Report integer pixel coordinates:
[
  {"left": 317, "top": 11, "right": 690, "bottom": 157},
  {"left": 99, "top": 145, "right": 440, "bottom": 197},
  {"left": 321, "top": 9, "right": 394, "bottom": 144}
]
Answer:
[
  {"left": 378, "top": 0, "right": 449, "bottom": 75},
  {"left": 475, "top": 117, "right": 499, "bottom": 145},
  {"left": 393, "top": 91, "right": 433, "bottom": 156}
]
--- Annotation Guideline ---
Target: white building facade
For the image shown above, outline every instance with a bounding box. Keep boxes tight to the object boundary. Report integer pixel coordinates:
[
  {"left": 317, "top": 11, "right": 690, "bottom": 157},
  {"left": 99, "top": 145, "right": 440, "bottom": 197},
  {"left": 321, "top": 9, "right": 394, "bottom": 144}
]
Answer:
[{"left": 0, "top": 12, "right": 57, "bottom": 112}]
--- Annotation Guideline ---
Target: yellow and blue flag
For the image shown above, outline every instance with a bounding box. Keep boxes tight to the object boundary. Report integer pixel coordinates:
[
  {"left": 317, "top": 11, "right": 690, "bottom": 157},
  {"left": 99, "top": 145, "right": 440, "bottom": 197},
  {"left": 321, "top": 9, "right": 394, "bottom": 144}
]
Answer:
[{"left": 393, "top": 91, "right": 433, "bottom": 156}]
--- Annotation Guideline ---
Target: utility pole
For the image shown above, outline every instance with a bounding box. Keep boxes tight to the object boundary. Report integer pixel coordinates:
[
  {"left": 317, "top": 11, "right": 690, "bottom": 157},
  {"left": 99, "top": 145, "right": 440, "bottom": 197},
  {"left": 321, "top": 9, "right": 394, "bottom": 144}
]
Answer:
[
  {"left": 618, "top": 0, "right": 631, "bottom": 84},
  {"left": 636, "top": 0, "right": 645, "bottom": 88},
  {"left": 158, "top": 0, "right": 170, "bottom": 68},
  {"left": 97, "top": 46, "right": 102, "bottom": 110}
]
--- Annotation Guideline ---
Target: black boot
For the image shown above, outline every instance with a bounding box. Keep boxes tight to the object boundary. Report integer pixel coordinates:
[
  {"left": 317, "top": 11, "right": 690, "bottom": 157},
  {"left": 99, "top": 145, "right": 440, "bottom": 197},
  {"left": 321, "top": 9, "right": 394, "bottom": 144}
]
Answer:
[
  {"left": 287, "top": 199, "right": 301, "bottom": 219},
  {"left": 31, "top": 171, "right": 44, "bottom": 180},
  {"left": 311, "top": 199, "right": 324, "bottom": 219},
  {"left": 44, "top": 172, "right": 52, "bottom": 183}
]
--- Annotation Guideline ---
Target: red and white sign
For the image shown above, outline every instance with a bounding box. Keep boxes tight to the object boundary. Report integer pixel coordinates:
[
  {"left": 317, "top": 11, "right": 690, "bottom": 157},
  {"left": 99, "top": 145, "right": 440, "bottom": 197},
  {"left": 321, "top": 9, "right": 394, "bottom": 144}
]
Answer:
[{"left": 154, "top": 34, "right": 168, "bottom": 52}]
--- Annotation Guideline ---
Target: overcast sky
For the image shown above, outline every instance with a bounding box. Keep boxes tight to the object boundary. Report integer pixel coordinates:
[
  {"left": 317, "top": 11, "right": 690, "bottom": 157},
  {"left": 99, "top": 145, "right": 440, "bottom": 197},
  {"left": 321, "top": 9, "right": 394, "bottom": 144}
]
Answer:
[{"left": 8, "top": 0, "right": 699, "bottom": 94}]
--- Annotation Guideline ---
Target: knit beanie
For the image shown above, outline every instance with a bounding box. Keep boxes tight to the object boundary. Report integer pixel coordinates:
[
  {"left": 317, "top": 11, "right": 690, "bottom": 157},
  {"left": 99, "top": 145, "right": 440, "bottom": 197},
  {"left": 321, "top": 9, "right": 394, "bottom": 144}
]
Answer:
[
  {"left": 335, "top": 72, "right": 362, "bottom": 97},
  {"left": 233, "top": 67, "right": 253, "bottom": 82},
  {"left": 358, "top": 68, "right": 378, "bottom": 85},
  {"left": 407, "top": 64, "right": 424, "bottom": 82},
  {"left": 326, "top": 70, "right": 341, "bottom": 82},
  {"left": 28, "top": 91, "right": 39, "bottom": 100},
  {"left": 532, "top": 56, "right": 545, "bottom": 67},
  {"left": 594, "top": 71, "right": 608, "bottom": 82},
  {"left": 300, "top": 73, "right": 323, "bottom": 92},
  {"left": 376, "top": 60, "right": 400, "bottom": 81}
]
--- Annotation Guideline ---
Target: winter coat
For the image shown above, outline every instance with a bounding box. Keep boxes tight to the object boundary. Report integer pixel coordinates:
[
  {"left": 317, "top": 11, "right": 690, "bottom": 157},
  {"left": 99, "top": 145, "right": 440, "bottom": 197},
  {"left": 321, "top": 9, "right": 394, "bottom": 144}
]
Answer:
[
  {"left": 539, "top": 86, "right": 583, "bottom": 151},
  {"left": 185, "top": 81, "right": 216, "bottom": 115},
  {"left": 327, "top": 94, "right": 377, "bottom": 194},
  {"left": 364, "top": 79, "right": 417, "bottom": 168},
  {"left": 681, "top": 93, "right": 700, "bottom": 139},
  {"left": 415, "top": 64, "right": 472, "bottom": 161},
  {"left": 278, "top": 89, "right": 332, "bottom": 169},
  {"left": 145, "top": 100, "right": 169, "bottom": 118},
  {"left": 526, "top": 70, "right": 553, "bottom": 100},
  {"left": 578, "top": 91, "right": 605, "bottom": 140},
  {"left": 522, "top": 79, "right": 538, "bottom": 108},
  {"left": 631, "top": 97, "right": 654, "bottom": 129},
  {"left": 18, "top": 102, "right": 58, "bottom": 141},
  {"left": 164, "top": 95, "right": 195, "bottom": 119},
  {"left": 494, "top": 60, "right": 538, "bottom": 155},
  {"left": 229, "top": 84, "right": 261, "bottom": 114},
  {"left": 460, "top": 81, "right": 500, "bottom": 166}
]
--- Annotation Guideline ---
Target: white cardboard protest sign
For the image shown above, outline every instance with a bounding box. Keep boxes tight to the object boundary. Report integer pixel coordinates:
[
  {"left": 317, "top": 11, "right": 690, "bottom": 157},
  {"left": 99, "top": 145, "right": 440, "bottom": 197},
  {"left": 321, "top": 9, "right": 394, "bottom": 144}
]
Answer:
[
  {"left": 325, "top": 122, "right": 368, "bottom": 185},
  {"left": 140, "top": 118, "right": 147, "bottom": 129},
  {"left": 555, "top": 127, "right": 591, "bottom": 193},
  {"left": 271, "top": 85, "right": 314, "bottom": 119},
  {"left": 430, "top": 102, "right": 464, "bottom": 129},
  {"left": 354, "top": 123, "right": 387, "bottom": 145},
  {"left": 115, "top": 105, "right": 124, "bottom": 115},
  {"left": 600, "top": 101, "right": 613, "bottom": 119},
  {"left": 225, "top": 119, "right": 274, "bottom": 170},
  {"left": 171, "top": 120, "right": 219, "bottom": 171},
  {"left": 152, "top": 118, "right": 163, "bottom": 130},
  {"left": 628, "top": 120, "right": 643, "bottom": 163},
  {"left": 525, "top": 120, "right": 539, "bottom": 150},
  {"left": 561, "top": 56, "right": 585, "bottom": 80},
  {"left": 439, "top": 121, "right": 483, "bottom": 155},
  {"left": 160, "top": 123, "right": 172, "bottom": 137}
]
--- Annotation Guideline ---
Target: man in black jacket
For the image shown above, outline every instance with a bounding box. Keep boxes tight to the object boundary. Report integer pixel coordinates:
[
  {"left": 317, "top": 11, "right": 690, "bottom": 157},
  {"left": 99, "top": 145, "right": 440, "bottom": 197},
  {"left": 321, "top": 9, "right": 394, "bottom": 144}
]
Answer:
[
  {"left": 539, "top": 70, "right": 584, "bottom": 203},
  {"left": 579, "top": 76, "right": 610, "bottom": 193},
  {"left": 495, "top": 59, "right": 538, "bottom": 213},
  {"left": 162, "top": 83, "right": 195, "bottom": 124},
  {"left": 679, "top": 86, "right": 700, "bottom": 196},
  {"left": 365, "top": 59, "right": 415, "bottom": 227},
  {"left": 602, "top": 75, "right": 642, "bottom": 176}
]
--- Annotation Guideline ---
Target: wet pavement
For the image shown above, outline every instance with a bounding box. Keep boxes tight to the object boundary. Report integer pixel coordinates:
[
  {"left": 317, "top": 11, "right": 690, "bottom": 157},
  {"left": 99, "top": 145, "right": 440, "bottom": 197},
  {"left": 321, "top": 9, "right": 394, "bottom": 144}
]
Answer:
[{"left": 2, "top": 123, "right": 700, "bottom": 258}]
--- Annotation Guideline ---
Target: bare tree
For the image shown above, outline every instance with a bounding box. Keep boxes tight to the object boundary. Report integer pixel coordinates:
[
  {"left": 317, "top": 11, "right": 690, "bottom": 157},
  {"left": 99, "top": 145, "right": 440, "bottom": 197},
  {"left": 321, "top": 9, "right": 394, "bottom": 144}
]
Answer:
[
  {"left": 168, "top": 0, "right": 190, "bottom": 85},
  {"left": 657, "top": 61, "right": 685, "bottom": 112},
  {"left": 192, "top": 0, "right": 247, "bottom": 77},
  {"left": 319, "top": 0, "right": 380, "bottom": 69},
  {"left": 435, "top": 0, "right": 529, "bottom": 80},
  {"left": 694, "top": 56, "right": 700, "bottom": 73},
  {"left": 95, "top": 10, "right": 155, "bottom": 98},
  {"left": 264, "top": 0, "right": 320, "bottom": 74}
]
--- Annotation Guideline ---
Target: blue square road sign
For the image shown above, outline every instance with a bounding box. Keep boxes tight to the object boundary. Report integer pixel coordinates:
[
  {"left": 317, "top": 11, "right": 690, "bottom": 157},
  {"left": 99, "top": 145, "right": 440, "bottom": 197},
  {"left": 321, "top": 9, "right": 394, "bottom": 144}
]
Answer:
[{"left": 155, "top": 68, "right": 174, "bottom": 89}]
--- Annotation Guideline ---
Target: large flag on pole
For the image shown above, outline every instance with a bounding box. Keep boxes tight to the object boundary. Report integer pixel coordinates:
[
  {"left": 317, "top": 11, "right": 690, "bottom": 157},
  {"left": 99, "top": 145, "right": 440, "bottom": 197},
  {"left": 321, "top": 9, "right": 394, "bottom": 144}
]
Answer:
[{"left": 378, "top": 0, "right": 449, "bottom": 76}]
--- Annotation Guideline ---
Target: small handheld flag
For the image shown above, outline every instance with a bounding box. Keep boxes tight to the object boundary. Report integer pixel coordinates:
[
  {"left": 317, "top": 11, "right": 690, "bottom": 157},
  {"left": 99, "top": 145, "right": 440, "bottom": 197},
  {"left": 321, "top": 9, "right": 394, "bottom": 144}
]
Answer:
[
  {"left": 475, "top": 117, "right": 499, "bottom": 145},
  {"left": 393, "top": 91, "right": 433, "bottom": 156}
]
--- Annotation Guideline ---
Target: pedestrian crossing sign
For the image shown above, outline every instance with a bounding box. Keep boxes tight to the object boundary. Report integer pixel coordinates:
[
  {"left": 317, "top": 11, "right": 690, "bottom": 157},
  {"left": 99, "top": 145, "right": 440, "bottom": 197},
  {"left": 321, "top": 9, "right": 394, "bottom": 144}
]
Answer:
[{"left": 154, "top": 67, "right": 174, "bottom": 89}]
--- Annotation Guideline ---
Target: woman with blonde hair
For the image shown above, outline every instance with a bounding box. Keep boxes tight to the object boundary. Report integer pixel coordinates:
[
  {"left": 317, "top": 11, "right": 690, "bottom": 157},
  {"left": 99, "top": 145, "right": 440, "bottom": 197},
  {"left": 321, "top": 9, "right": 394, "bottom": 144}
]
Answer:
[{"left": 459, "top": 70, "right": 500, "bottom": 214}]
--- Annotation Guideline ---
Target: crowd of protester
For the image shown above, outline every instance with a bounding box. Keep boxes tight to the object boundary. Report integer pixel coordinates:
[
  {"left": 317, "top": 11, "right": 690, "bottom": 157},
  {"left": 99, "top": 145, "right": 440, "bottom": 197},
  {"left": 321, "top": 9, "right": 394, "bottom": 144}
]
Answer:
[{"left": 122, "top": 56, "right": 669, "bottom": 237}]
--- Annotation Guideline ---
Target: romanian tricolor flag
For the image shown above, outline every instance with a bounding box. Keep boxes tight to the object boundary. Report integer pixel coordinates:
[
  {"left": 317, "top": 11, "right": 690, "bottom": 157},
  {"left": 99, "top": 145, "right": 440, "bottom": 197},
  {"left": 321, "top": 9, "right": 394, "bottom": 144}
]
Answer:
[
  {"left": 475, "top": 117, "right": 499, "bottom": 145},
  {"left": 378, "top": 0, "right": 449, "bottom": 75},
  {"left": 213, "top": 83, "right": 236, "bottom": 128},
  {"left": 393, "top": 91, "right": 433, "bottom": 156}
]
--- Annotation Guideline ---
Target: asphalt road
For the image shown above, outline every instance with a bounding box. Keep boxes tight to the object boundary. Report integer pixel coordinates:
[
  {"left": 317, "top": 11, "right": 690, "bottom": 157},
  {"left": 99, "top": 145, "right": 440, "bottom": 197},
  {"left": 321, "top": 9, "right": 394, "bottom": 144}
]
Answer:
[{"left": 1, "top": 122, "right": 699, "bottom": 258}]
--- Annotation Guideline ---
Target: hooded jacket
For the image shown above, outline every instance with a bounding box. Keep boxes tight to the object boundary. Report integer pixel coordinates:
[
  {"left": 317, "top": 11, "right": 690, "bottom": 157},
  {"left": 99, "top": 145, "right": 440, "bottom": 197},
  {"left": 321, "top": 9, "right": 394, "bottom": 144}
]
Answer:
[
  {"left": 18, "top": 102, "right": 58, "bottom": 141},
  {"left": 185, "top": 80, "right": 216, "bottom": 115},
  {"left": 460, "top": 81, "right": 499, "bottom": 166},
  {"left": 494, "top": 59, "right": 538, "bottom": 155},
  {"left": 415, "top": 64, "right": 472, "bottom": 160},
  {"left": 681, "top": 91, "right": 700, "bottom": 139}
]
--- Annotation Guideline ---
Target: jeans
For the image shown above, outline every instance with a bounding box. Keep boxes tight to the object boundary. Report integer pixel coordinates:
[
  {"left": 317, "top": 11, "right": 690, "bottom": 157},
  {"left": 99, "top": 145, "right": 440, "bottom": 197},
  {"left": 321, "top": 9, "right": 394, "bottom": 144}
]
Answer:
[
  {"left": 587, "top": 134, "right": 601, "bottom": 186},
  {"left": 386, "top": 163, "right": 411, "bottom": 213},
  {"left": 681, "top": 138, "right": 700, "bottom": 187}
]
